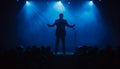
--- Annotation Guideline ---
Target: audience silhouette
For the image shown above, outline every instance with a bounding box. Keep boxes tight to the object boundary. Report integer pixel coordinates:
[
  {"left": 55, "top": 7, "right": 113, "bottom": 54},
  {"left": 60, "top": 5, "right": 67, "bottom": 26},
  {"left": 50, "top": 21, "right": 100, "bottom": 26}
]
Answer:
[{"left": 0, "top": 45, "right": 120, "bottom": 69}]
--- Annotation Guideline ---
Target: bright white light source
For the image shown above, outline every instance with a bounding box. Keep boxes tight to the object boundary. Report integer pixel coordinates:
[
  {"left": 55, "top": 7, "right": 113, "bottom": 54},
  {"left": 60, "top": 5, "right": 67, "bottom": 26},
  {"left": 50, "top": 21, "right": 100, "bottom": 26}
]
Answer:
[
  {"left": 53, "top": 1, "right": 65, "bottom": 12},
  {"left": 26, "top": 1, "right": 30, "bottom": 6},
  {"left": 89, "top": 1, "right": 93, "bottom": 6},
  {"left": 58, "top": 1, "right": 62, "bottom": 4}
]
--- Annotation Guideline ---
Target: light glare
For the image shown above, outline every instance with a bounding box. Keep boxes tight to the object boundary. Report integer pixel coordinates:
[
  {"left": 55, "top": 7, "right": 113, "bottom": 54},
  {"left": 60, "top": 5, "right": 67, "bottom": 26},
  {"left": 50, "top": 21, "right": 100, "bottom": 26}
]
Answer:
[
  {"left": 89, "top": 1, "right": 93, "bottom": 6},
  {"left": 53, "top": 1, "right": 65, "bottom": 12},
  {"left": 26, "top": 1, "right": 30, "bottom": 6}
]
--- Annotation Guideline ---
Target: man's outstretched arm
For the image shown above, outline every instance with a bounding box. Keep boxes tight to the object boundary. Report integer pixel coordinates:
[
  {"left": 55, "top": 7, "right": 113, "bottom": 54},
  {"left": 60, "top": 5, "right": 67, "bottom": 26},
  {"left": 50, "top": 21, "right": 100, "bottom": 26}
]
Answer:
[
  {"left": 65, "top": 21, "right": 75, "bottom": 28},
  {"left": 47, "top": 23, "right": 56, "bottom": 27},
  {"left": 67, "top": 24, "right": 75, "bottom": 28},
  {"left": 47, "top": 20, "right": 57, "bottom": 27}
]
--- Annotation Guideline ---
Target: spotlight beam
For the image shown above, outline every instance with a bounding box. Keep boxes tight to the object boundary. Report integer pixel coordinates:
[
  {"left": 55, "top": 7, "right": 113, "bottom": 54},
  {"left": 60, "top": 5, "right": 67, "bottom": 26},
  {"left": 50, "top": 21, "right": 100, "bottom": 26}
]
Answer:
[
  {"left": 53, "top": 1, "right": 65, "bottom": 12},
  {"left": 26, "top": 1, "right": 30, "bottom": 6},
  {"left": 89, "top": 1, "right": 93, "bottom": 6}
]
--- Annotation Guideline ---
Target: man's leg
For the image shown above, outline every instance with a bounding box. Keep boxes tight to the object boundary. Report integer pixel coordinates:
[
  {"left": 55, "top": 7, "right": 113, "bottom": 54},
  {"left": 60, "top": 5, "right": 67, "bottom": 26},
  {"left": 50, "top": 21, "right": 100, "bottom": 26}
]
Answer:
[
  {"left": 62, "top": 36, "right": 65, "bottom": 55},
  {"left": 55, "top": 36, "right": 60, "bottom": 55}
]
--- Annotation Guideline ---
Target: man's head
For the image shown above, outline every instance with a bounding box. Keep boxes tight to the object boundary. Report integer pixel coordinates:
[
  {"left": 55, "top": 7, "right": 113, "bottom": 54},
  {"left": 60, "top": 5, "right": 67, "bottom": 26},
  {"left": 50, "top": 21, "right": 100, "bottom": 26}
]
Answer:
[{"left": 59, "top": 13, "right": 63, "bottom": 19}]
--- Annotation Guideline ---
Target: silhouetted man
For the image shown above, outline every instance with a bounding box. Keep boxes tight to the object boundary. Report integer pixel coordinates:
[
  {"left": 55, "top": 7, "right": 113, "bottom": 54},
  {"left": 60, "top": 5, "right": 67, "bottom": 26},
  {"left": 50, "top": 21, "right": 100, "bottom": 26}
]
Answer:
[{"left": 47, "top": 13, "right": 75, "bottom": 55}]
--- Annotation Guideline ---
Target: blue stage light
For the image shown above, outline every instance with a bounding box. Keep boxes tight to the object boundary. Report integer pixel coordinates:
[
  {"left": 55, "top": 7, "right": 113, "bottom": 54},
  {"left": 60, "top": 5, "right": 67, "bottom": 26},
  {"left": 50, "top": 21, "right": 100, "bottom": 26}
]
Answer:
[
  {"left": 26, "top": 1, "right": 30, "bottom": 6},
  {"left": 53, "top": 1, "right": 65, "bottom": 12},
  {"left": 17, "top": 0, "right": 107, "bottom": 52},
  {"left": 89, "top": 1, "right": 93, "bottom": 6}
]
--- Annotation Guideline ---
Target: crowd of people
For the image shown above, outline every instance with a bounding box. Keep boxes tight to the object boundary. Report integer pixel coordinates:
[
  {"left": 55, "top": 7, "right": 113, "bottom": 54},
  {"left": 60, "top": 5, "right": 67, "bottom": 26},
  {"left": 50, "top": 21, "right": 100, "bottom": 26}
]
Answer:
[
  {"left": 0, "top": 45, "right": 53, "bottom": 69},
  {"left": 74, "top": 45, "right": 120, "bottom": 69},
  {"left": 0, "top": 45, "right": 120, "bottom": 69}
]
